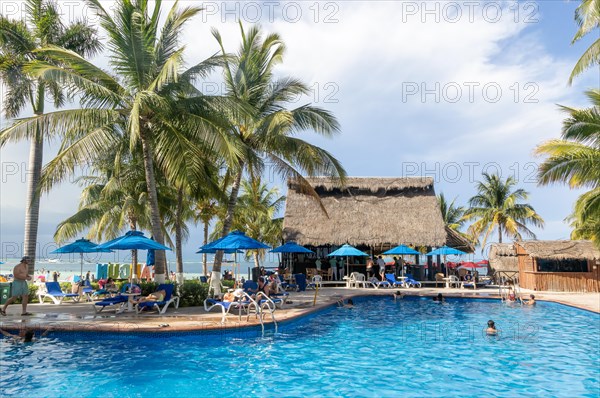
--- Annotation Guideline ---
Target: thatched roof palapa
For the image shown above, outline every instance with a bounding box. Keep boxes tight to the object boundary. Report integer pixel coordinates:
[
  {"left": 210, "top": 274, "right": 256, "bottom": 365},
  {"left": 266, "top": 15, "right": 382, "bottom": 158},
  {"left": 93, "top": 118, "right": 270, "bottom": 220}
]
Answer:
[
  {"left": 283, "top": 177, "right": 453, "bottom": 248},
  {"left": 488, "top": 243, "right": 519, "bottom": 272},
  {"left": 516, "top": 240, "right": 600, "bottom": 260}
]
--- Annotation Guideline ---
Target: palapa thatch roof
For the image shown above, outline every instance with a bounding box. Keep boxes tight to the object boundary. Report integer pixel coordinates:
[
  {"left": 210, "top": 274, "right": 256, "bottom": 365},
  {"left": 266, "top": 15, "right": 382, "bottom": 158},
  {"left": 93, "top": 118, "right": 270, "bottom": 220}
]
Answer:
[
  {"left": 488, "top": 243, "right": 519, "bottom": 272},
  {"left": 445, "top": 226, "right": 475, "bottom": 253},
  {"left": 282, "top": 177, "right": 451, "bottom": 247},
  {"left": 516, "top": 240, "right": 600, "bottom": 260}
]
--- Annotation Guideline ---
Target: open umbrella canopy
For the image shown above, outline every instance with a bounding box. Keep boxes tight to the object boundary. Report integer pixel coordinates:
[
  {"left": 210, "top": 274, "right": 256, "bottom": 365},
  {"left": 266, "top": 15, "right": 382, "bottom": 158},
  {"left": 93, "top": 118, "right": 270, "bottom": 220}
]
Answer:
[
  {"left": 328, "top": 244, "right": 368, "bottom": 257},
  {"left": 270, "top": 242, "right": 314, "bottom": 254},
  {"left": 196, "top": 247, "right": 243, "bottom": 254},
  {"left": 458, "top": 262, "right": 486, "bottom": 269},
  {"left": 97, "top": 231, "right": 171, "bottom": 251},
  {"left": 208, "top": 230, "right": 270, "bottom": 251},
  {"left": 383, "top": 245, "right": 420, "bottom": 255},
  {"left": 426, "top": 246, "right": 467, "bottom": 256},
  {"left": 51, "top": 238, "right": 112, "bottom": 278},
  {"left": 51, "top": 238, "right": 113, "bottom": 254}
]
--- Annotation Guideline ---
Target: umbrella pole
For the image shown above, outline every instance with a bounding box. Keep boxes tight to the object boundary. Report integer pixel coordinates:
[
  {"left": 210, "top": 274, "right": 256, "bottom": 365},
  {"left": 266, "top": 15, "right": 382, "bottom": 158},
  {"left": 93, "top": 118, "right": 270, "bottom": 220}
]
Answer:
[
  {"left": 346, "top": 256, "right": 349, "bottom": 280},
  {"left": 444, "top": 255, "right": 448, "bottom": 278},
  {"left": 80, "top": 253, "right": 84, "bottom": 280}
]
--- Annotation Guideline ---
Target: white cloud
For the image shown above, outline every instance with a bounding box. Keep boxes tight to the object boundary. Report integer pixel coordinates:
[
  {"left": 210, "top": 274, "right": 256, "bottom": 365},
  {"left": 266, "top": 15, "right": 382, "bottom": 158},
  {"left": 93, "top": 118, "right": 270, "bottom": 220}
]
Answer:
[{"left": 0, "top": 0, "right": 595, "bottom": 258}]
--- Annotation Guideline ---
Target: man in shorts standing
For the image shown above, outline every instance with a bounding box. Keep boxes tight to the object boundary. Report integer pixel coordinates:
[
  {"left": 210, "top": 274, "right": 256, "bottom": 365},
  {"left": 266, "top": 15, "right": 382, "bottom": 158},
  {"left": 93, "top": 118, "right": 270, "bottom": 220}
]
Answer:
[{"left": 0, "top": 256, "right": 33, "bottom": 316}]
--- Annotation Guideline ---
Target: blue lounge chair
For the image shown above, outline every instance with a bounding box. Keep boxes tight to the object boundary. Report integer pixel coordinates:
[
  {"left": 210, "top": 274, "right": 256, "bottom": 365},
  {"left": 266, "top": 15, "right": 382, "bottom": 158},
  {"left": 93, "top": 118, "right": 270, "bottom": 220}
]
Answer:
[
  {"left": 93, "top": 283, "right": 140, "bottom": 313},
  {"left": 385, "top": 274, "right": 407, "bottom": 288},
  {"left": 242, "top": 280, "right": 259, "bottom": 295},
  {"left": 293, "top": 274, "right": 307, "bottom": 292},
  {"left": 38, "top": 282, "right": 80, "bottom": 304},
  {"left": 135, "top": 284, "right": 180, "bottom": 314},
  {"left": 370, "top": 278, "right": 391, "bottom": 289},
  {"left": 404, "top": 274, "right": 422, "bottom": 288},
  {"left": 278, "top": 274, "right": 297, "bottom": 291},
  {"left": 204, "top": 291, "right": 259, "bottom": 323}
]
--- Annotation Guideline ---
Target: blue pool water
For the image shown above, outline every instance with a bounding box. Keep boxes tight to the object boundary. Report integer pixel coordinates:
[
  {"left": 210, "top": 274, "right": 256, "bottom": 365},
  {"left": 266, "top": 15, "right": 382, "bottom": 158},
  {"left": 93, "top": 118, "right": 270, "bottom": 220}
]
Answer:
[{"left": 1, "top": 297, "right": 598, "bottom": 397}]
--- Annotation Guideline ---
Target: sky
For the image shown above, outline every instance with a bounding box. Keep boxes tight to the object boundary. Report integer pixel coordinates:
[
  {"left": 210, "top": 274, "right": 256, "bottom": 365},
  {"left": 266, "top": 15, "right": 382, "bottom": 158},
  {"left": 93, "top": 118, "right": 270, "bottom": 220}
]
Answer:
[{"left": 0, "top": 0, "right": 599, "bottom": 263}]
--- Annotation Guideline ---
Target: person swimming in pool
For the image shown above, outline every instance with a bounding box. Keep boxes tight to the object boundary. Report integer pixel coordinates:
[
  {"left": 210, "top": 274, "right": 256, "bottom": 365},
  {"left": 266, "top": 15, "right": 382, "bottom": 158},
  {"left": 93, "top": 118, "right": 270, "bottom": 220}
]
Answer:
[
  {"left": 432, "top": 293, "right": 444, "bottom": 302},
  {"left": 338, "top": 298, "right": 354, "bottom": 308},
  {"left": 393, "top": 291, "right": 404, "bottom": 301},
  {"left": 0, "top": 327, "right": 50, "bottom": 343},
  {"left": 521, "top": 294, "right": 536, "bottom": 306},
  {"left": 486, "top": 320, "right": 498, "bottom": 335}
]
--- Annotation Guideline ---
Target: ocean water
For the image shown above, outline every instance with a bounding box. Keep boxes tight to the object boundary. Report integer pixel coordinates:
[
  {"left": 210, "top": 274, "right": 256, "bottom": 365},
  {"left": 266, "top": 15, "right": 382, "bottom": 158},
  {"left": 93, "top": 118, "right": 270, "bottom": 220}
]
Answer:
[
  {"left": 0, "top": 257, "right": 279, "bottom": 281},
  {"left": 0, "top": 297, "right": 598, "bottom": 397}
]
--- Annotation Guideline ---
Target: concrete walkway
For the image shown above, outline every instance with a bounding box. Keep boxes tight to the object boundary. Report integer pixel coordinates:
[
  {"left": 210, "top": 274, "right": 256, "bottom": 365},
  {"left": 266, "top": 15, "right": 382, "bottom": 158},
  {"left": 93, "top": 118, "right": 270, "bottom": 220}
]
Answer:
[{"left": 1, "top": 287, "right": 598, "bottom": 333}]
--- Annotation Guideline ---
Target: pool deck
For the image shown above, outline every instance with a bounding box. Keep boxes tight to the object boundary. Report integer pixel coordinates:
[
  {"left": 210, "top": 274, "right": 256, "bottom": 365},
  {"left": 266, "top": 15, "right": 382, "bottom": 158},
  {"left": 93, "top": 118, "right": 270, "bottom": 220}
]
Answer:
[{"left": 1, "top": 287, "right": 598, "bottom": 333}]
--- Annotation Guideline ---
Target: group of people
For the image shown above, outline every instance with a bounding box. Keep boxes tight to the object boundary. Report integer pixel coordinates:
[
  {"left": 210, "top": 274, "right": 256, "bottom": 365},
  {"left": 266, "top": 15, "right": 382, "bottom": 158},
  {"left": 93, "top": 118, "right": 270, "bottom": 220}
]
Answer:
[{"left": 366, "top": 256, "right": 405, "bottom": 280}]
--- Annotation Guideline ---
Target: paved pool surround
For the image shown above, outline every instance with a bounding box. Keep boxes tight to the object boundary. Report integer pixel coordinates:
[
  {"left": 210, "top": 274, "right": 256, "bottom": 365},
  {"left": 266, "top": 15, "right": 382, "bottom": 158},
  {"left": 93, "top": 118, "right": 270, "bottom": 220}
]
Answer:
[{"left": 0, "top": 286, "right": 598, "bottom": 333}]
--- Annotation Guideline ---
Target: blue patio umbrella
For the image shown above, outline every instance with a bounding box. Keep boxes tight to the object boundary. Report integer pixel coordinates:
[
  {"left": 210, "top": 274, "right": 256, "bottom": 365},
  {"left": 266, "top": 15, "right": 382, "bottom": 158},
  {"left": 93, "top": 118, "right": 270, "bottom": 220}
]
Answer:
[
  {"left": 97, "top": 231, "right": 171, "bottom": 281},
  {"left": 426, "top": 246, "right": 467, "bottom": 278},
  {"left": 97, "top": 230, "right": 171, "bottom": 251},
  {"left": 271, "top": 242, "right": 314, "bottom": 254},
  {"left": 51, "top": 238, "right": 112, "bottom": 278},
  {"left": 205, "top": 230, "right": 270, "bottom": 281},
  {"left": 328, "top": 244, "right": 369, "bottom": 277},
  {"left": 383, "top": 245, "right": 420, "bottom": 277},
  {"left": 208, "top": 230, "right": 270, "bottom": 251},
  {"left": 196, "top": 247, "right": 242, "bottom": 254},
  {"left": 383, "top": 245, "right": 420, "bottom": 255},
  {"left": 271, "top": 241, "right": 314, "bottom": 273},
  {"left": 426, "top": 246, "right": 466, "bottom": 256}
]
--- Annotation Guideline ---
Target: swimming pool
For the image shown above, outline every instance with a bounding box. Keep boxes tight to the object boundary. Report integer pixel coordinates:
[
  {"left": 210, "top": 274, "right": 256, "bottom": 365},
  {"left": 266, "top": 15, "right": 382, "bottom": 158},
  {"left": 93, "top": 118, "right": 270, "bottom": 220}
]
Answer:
[{"left": 1, "top": 297, "right": 598, "bottom": 397}]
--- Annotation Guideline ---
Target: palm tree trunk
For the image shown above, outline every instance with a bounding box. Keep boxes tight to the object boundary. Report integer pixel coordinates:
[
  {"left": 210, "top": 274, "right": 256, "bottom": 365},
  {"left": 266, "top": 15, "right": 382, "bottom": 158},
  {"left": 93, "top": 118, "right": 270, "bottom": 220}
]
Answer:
[
  {"left": 253, "top": 251, "right": 260, "bottom": 268},
  {"left": 498, "top": 225, "right": 503, "bottom": 243},
  {"left": 139, "top": 130, "right": 167, "bottom": 282},
  {"left": 202, "top": 220, "right": 209, "bottom": 277},
  {"left": 175, "top": 186, "right": 184, "bottom": 283},
  {"left": 23, "top": 84, "right": 45, "bottom": 275},
  {"left": 210, "top": 164, "right": 244, "bottom": 295}
]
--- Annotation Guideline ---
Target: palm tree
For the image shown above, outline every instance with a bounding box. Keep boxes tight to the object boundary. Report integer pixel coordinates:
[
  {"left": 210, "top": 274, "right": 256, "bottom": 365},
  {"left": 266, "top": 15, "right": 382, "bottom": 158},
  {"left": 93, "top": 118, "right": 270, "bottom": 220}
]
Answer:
[
  {"left": 569, "top": 0, "right": 600, "bottom": 84},
  {"left": 211, "top": 176, "right": 285, "bottom": 268},
  {"left": 437, "top": 193, "right": 465, "bottom": 231},
  {"left": 209, "top": 24, "right": 346, "bottom": 287},
  {"left": 1, "top": 0, "right": 235, "bottom": 281},
  {"left": 463, "top": 173, "right": 545, "bottom": 247},
  {"left": 0, "top": 0, "right": 101, "bottom": 273},
  {"left": 53, "top": 154, "right": 153, "bottom": 243},
  {"left": 536, "top": 89, "right": 600, "bottom": 246}
]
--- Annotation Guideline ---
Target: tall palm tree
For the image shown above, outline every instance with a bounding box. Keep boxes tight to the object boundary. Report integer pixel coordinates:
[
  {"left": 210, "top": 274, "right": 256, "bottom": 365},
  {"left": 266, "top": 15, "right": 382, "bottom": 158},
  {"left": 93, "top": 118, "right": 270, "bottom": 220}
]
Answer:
[
  {"left": 1, "top": 0, "right": 236, "bottom": 281},
  {"left": 0, "top": 0, "right": 101, "bottom": 273},
  {"left": 211, "top": 176, "right": 285, "bottom": 268},
  {"left": 569, "top": 0, "right": 600, "bottom": 84},
  {"left": 209, "top": 24, "right": 346, "bottom": 289},
  {"left": 53, "top": 154, "right": 153, "bottom": 243},
  {"left": 536, "top": 89, "right": 600, "bottom": 246},
  {"left": 463, "top": 173, "right": 545, "bottom": 247},
  {"left": 437, "top": 193, "right": 465, "bottom": 231}
]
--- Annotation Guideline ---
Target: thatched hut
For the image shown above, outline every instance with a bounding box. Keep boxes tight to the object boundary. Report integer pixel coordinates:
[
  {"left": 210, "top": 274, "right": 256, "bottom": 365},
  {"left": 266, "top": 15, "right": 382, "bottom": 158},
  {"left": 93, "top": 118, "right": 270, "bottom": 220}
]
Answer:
[
  {"left": 515, "top": 240, "right": 600, "bottom": 292},
  {"left": 282, "top": 177, "right": 473, "bottom": 277},
  {"left": 284, "top": 177, "right": 445, "bottom": 246},
  {"left": 488, "top": 243, "right": 519, "bottom": 283}
]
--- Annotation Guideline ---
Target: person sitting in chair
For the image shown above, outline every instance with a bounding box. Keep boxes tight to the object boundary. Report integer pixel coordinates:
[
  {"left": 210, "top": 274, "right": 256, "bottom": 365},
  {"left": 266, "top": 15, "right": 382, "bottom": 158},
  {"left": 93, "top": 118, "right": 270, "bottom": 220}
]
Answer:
[
  {"left": 134, "top": 289, "right": 166, "bottom": 304},
  {"left": 257, "top": 276, "right": 271, "bottom": 297},
  {"left": 222, "top": 290, "right": 237, "bottom": 302}
]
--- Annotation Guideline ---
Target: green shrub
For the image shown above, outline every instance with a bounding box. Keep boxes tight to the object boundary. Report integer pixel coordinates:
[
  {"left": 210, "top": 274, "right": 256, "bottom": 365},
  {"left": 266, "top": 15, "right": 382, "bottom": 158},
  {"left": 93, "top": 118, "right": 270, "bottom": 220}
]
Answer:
[{"left": 178, "top": 281, "right": 209, "bottom": 307}]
